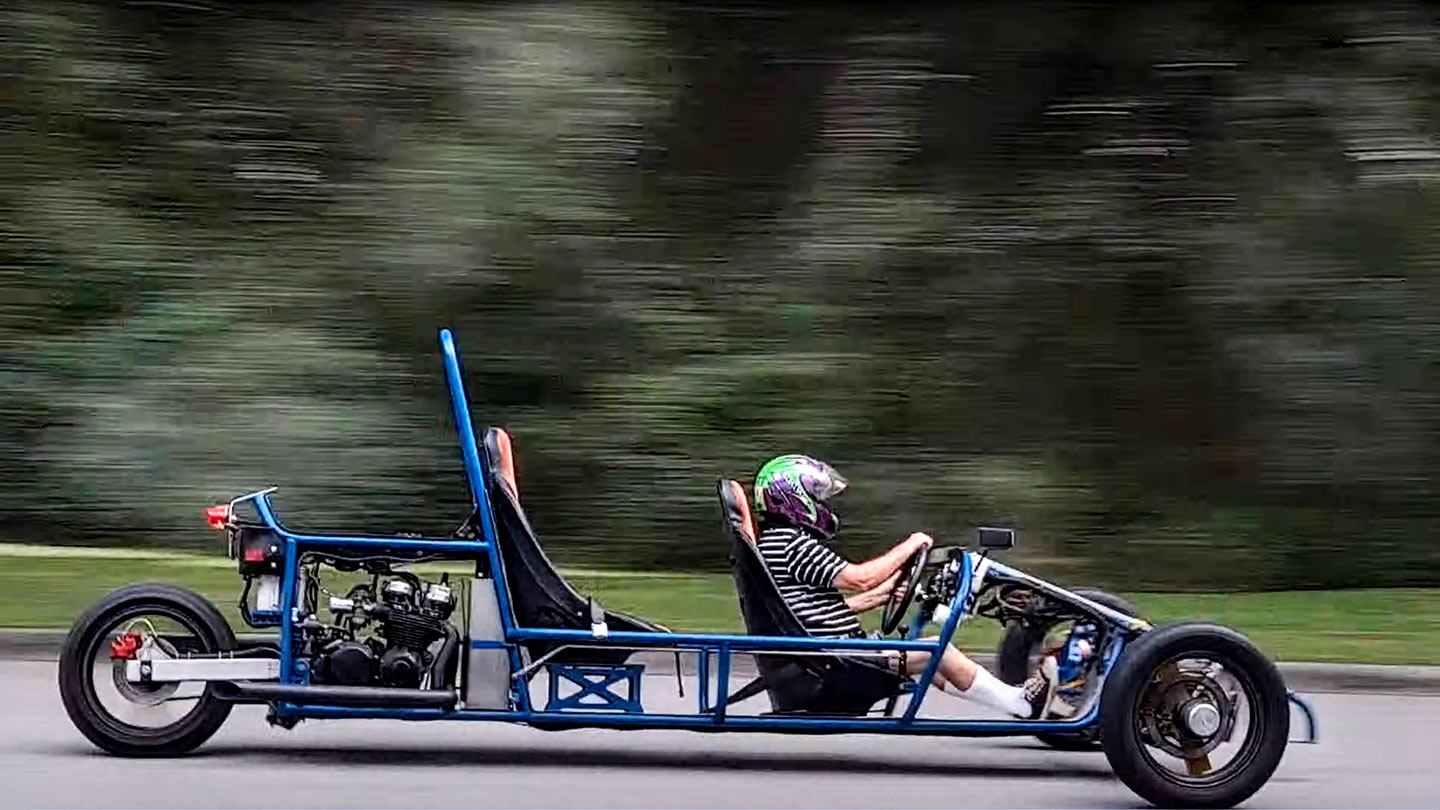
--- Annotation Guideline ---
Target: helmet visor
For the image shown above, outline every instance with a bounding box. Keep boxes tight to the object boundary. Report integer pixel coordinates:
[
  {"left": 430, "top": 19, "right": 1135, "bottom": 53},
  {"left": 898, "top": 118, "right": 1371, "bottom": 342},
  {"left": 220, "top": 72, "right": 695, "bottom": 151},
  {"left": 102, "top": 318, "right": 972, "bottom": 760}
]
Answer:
[{"left": 804, "top": 462, "right": 848, "bottom": 503}]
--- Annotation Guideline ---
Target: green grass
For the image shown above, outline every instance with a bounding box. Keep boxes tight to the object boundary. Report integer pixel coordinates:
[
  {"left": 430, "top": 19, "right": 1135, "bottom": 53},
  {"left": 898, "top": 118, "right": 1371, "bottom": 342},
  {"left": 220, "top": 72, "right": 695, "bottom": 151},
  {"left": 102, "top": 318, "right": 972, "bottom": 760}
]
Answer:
[{"left": 2, "top": 554, "right": 1437, "bottom": 665}]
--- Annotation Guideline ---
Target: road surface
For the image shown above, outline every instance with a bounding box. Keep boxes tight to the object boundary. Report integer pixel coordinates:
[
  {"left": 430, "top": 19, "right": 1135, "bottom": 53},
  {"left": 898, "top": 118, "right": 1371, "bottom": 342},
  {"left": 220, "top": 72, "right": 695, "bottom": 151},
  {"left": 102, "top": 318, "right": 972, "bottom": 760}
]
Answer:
[{"left": 5, "top": 660, "right": 1432, "bottom": 809}]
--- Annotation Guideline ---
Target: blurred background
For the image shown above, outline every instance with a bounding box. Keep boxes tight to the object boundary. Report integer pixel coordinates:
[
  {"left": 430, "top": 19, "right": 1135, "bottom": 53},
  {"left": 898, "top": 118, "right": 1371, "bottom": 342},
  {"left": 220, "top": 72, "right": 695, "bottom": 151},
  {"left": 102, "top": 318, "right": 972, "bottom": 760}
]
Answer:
[{"left": 4, "top": 1, "right": 1440, "bottom": 595}]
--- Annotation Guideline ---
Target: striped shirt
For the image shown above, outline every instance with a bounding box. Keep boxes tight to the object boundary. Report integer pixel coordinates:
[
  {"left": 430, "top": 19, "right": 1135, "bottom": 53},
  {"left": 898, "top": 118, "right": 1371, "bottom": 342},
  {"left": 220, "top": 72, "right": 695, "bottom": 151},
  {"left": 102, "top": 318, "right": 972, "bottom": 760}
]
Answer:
[{"left": 756, "top": 524, "right": 863, "bottom": 639}]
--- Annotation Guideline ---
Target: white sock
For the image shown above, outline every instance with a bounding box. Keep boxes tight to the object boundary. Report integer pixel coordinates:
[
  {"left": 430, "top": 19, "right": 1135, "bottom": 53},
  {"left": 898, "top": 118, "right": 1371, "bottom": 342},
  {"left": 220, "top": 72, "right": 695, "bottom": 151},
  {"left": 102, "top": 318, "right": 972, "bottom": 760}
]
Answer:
[{"left": 956, "top": 667, "right": 1031, "bottom": 716}]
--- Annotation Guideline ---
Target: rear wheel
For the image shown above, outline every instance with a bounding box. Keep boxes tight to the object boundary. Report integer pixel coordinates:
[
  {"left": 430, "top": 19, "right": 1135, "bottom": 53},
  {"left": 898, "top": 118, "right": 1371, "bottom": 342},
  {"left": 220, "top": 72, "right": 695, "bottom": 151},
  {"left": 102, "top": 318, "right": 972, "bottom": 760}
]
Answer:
[
  {"left": 996, "top": 586, "right": 1139, "bottom": 750},
  {"left": 1099, "top": 623, "right": 1289, "bottom": 808},
  {"left": 58, "top": 583, "right": 236, "bottom": 756}
]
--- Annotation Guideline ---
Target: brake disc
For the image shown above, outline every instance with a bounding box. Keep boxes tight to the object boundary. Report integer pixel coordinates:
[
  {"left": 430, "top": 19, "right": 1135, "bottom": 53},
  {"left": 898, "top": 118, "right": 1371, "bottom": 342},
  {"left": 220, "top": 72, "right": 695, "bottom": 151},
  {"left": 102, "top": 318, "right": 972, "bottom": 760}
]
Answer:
[{"left": 110, "top": 634, "right": 181, "bottom": 706}]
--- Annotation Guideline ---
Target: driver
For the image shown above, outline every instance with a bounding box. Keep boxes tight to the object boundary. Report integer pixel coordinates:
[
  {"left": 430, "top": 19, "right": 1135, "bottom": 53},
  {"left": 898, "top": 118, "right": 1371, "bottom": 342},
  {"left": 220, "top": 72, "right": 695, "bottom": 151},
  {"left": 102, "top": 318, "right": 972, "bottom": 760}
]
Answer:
[{"left": 753, "top": 454, "right": 1062, "bottom": 719}]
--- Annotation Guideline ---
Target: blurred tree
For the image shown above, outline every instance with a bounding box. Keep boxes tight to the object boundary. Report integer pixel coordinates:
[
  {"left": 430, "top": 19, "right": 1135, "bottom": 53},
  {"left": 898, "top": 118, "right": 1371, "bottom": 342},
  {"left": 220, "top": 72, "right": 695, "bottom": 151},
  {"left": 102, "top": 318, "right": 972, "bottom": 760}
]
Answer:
[{"left": 2, "top": 1, "right": 1439, "bottom": 588}]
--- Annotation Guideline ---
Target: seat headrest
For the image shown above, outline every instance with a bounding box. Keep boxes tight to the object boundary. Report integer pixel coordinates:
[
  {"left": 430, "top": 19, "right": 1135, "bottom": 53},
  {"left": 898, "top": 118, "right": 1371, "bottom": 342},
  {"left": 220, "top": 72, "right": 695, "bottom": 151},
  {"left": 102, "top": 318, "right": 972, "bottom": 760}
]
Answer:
[
  {"left": 717, "top": 479, "right": 757, "bottom": 543},
  {"left": 483, "top": 427, "right": 519, "bottom": 498}
]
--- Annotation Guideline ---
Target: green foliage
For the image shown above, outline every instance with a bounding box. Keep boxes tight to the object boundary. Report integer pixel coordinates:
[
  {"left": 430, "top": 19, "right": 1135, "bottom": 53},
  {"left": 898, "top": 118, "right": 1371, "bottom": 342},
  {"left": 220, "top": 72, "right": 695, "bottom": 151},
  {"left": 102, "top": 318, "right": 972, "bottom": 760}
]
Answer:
[
  {"left": 4, "top": 2, "right": 1440, "bottom": 587},
  {"left": 3, "top": 550, "right": 1438, "bottom": 664}
]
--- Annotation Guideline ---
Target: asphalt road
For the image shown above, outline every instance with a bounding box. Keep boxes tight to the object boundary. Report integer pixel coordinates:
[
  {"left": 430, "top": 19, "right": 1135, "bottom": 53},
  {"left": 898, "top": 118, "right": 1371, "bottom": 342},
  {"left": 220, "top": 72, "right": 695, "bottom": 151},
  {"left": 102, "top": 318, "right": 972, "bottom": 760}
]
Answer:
[{"left": 6, "top": 659, "right": 1433, "bottom": 809}]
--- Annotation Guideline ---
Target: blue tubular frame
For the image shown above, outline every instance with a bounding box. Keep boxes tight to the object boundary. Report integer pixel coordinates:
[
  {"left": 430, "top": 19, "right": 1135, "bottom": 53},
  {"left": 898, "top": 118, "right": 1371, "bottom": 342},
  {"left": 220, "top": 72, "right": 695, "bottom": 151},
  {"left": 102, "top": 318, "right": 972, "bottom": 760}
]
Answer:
[{"left": 254, "top": 328, "right": 1137, "bottom": 736}]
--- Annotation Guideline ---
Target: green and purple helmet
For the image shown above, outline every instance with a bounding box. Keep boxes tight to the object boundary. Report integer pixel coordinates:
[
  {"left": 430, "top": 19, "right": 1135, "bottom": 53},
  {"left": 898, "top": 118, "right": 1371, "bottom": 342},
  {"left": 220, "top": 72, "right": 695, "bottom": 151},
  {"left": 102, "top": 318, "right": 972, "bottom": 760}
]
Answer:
[{"left": 754, "top": 454, "right": 848, "bottom": 537}]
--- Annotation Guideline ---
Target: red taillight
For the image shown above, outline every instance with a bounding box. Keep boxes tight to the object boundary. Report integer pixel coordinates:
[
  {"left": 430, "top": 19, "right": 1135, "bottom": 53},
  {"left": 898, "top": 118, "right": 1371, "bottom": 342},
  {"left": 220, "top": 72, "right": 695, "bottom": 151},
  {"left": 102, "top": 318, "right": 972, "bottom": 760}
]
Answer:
[
  {"left": 205, "top": 504, "right": 230, "bottom": 530},
  {"left": 109, "top": 632, "right": 142, "bottom": 660},
  {"left": 243, "top": 546, "right": 266, "bottom": 562}
]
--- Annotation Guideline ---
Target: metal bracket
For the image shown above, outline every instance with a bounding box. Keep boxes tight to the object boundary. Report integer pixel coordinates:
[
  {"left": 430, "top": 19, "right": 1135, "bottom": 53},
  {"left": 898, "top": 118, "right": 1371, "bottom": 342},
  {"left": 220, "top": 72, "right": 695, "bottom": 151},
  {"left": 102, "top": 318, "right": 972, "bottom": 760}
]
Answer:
[
  {"left": 545, "top": 664, "right": 644, "bottom": 713},
  {"left": 1288, "top": 691, "right": 1318, "bottom": 743}
]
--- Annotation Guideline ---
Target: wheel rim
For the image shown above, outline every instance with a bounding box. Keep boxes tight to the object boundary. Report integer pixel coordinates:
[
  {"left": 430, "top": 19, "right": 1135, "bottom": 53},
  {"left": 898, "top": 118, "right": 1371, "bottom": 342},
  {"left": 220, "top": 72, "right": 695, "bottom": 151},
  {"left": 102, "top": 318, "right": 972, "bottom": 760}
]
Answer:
[
  {"left": 82, "top": 605, "right": 215, "bottom": 734},
  {"left": 1131, "top": 652, "right": 1263, "bottom": 788}
]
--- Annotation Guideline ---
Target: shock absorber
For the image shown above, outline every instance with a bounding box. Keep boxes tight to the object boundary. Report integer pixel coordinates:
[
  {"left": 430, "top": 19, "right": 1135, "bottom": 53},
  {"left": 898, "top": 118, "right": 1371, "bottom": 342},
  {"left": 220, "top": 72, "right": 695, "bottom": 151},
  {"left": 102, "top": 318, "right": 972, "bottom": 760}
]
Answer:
[{"left": 1057, "top": 623, "right": 1097, "bottom": 691}]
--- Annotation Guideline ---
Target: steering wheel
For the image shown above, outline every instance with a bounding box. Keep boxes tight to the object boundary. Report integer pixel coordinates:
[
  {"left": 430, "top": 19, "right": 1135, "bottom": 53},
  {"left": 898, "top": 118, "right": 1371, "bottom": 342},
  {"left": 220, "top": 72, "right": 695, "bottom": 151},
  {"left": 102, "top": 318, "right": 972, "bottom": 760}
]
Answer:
[{"left": 879, "top": 544, "right": 931, "bottom": 636}]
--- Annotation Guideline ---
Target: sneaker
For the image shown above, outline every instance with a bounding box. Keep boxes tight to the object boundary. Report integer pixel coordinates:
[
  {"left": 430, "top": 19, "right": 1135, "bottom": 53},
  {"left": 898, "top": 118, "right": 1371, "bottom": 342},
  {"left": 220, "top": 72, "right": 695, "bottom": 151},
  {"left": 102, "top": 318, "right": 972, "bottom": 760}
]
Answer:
[{"left": 1021, "top": 656, "right": 1060, "bottom": 719}]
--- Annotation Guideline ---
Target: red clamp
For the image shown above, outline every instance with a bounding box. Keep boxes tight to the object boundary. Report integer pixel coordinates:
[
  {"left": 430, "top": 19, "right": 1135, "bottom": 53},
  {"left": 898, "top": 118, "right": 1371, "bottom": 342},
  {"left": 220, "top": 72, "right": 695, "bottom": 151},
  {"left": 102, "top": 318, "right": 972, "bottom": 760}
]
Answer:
[{"left": 109, "top": 632, "right": 142, "bottom": 660}]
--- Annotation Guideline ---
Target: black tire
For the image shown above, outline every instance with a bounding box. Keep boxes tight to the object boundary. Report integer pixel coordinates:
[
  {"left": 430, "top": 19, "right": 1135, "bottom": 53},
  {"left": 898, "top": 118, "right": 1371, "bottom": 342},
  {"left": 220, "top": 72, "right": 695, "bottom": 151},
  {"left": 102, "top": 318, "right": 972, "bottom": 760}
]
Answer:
[
  {"left": 1099, "top": 622, "right": 1289, "bottom": 809},
  {"left": 996, "top": 587, "right": 1139, "bottom": 751},
  {"left": 58, "top": 583, "right": 236, "bottom": 756}
]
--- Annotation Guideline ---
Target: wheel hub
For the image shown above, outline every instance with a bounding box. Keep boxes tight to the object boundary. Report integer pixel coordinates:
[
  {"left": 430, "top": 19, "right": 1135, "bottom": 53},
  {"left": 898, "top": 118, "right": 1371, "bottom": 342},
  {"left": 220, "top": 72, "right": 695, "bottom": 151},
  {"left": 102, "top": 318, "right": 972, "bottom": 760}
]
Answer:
[{"left": 1181, "top": 700, "right": 1222, "bottom": 737}]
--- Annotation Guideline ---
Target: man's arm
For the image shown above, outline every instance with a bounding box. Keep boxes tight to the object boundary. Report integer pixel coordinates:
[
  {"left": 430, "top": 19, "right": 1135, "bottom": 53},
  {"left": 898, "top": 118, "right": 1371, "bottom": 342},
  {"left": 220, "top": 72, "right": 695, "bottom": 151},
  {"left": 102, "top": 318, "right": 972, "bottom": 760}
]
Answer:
[
  {"left": 843, "top": 568, "right": 902, "bottom": 613},
  {"left": 832, "top": 532, "right": 932, "bottom": 593}
]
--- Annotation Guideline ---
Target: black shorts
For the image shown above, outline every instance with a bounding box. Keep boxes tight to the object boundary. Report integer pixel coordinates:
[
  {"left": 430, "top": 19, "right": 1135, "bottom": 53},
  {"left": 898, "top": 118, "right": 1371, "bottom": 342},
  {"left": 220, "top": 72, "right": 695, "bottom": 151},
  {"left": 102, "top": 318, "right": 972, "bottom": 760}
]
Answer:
[{"left": 857, "top": 629, "right": 907, "bottom": 675}]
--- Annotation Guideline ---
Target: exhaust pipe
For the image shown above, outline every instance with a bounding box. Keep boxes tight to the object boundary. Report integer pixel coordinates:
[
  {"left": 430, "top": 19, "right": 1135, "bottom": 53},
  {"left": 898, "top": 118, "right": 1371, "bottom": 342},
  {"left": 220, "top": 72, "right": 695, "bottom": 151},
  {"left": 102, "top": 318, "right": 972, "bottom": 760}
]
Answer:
[
  {"left": 212, "top": 681, "right": 458, "bottom": 709},
  {"left": 428, "top": 624, "right": 461, "bottom": 689}
]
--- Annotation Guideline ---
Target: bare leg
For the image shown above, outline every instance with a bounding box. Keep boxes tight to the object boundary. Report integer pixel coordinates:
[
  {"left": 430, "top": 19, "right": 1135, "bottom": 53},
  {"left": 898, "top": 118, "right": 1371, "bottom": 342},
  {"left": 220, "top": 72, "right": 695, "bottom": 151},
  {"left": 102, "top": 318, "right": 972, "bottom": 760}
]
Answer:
[
  {"left": 898, "top": 636, "right": 1040, "bottom": 717},
  {"left": 900, "top": 637, "right": 980, "bottom": 690}
]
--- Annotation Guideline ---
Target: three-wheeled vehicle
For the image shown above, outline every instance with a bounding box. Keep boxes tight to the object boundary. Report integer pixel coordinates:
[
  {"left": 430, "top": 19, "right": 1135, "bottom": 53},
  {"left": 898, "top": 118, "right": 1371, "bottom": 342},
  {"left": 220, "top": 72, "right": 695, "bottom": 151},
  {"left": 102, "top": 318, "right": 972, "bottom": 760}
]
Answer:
[{"left": 58, "top": 329, "right": 1315, "bottom": 809}]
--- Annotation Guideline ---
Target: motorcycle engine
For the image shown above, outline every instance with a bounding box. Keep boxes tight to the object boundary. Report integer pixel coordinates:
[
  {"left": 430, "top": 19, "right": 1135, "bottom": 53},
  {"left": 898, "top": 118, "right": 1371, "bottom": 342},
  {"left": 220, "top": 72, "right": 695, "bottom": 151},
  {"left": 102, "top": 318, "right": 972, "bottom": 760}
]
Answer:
[{"left": 314, "top": 573, "right": 456, "bottom": 689}]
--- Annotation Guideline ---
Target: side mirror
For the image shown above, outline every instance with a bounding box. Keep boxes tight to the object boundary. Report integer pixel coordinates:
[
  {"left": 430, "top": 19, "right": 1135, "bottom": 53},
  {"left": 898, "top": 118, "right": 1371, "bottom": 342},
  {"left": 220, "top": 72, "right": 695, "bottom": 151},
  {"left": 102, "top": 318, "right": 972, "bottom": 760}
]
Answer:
[{"left": 975, "top": 527, "right": 1017, "bottom": 550}]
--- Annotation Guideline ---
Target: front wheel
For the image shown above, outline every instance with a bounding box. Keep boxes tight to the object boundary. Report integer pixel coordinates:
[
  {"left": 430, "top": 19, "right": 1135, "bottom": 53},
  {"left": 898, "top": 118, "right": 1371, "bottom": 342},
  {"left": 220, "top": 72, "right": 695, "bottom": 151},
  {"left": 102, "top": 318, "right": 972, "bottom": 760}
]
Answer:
[
  {"left": 1099, "top": 622, "right": 1289, "bottom": 808},
  {"left": 58, "top": 583, "right": 236, "bottom": 756}
]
